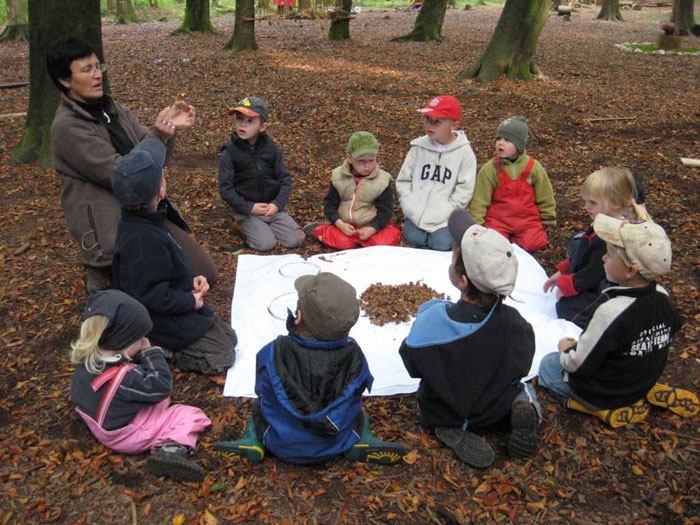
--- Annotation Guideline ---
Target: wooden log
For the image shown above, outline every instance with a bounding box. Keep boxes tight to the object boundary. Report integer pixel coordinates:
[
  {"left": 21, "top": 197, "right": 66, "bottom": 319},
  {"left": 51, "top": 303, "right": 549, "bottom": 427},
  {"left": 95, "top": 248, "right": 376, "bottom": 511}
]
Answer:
[
  {"left": 585, "top": 116, "right": 636, "bottom": 123},
  {"left": 0, "top": 81, "right": 29, "bottom": 89},
  {"left": 0, "top": 112, "right": 27, "bottom": 120},
  {"left": 557, "top": 5, "right": 573, "bottom": 14},
  {"left": 680, "top": 158, "right": 700, "bottom": 167}
]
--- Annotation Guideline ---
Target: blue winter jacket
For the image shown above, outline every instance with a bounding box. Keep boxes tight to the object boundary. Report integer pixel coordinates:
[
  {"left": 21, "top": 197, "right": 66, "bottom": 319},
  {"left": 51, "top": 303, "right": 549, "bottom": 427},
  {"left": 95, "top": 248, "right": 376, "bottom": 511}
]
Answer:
[{"left": 254, "top": 323, "right": 373, "bottom": 465}]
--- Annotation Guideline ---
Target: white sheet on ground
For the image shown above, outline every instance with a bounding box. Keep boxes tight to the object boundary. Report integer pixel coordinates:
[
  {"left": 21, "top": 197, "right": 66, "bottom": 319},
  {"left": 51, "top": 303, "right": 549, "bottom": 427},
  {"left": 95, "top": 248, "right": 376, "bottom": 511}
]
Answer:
[{"left": 223, "top": 245, "right": 581, "bottom": 397}]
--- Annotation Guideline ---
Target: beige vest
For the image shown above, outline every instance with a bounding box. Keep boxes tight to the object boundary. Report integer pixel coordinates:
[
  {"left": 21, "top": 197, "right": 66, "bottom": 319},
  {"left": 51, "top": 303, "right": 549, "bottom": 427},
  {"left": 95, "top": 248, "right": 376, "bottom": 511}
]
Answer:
[{"left": 332, "top": 161, "right": 392, "bottom": 227}]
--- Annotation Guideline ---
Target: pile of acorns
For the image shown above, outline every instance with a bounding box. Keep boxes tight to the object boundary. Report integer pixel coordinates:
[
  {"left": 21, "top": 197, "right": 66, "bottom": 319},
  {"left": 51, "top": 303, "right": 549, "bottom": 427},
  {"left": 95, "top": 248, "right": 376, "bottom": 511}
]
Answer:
[{"left": 360, "top": 282, "right": 445, "bottom": 326}]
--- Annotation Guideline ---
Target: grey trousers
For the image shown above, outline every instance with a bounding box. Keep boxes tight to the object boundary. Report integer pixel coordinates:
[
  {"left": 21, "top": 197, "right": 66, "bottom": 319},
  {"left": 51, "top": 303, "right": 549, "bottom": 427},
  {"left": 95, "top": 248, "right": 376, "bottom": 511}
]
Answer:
[
  {"left": 171, "top": 316, "right": 237, "bottom": 375},
  {"left": 235, "top": 212, "right": 305, "bottom": 251}
]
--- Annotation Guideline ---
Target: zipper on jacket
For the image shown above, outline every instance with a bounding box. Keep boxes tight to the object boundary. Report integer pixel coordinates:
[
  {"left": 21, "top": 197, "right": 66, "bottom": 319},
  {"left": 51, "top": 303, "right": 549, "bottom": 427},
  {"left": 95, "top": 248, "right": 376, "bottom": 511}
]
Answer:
[
  {"left": 349, "top": 177, "right": 363, "bottom": 225},
  {"left": 82, "top": 205, "right": 100, "bottom": 250}
]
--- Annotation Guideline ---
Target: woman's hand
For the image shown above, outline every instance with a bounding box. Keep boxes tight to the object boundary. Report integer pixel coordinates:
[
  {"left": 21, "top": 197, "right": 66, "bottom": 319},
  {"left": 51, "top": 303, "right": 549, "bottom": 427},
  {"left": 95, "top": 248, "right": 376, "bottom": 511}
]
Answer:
[
  {"left": 168, "top": 101, "right": 196, "bottom": 128},
  {"left": 154, "top": 106, "right": 176, "bottom": 141}
]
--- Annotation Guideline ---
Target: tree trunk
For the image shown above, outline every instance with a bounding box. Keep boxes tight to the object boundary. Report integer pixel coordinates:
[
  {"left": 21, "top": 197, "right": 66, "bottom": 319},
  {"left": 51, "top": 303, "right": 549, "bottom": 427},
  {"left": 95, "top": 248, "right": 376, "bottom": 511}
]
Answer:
[
  {"left": 671, "top": 0, "right": 695, "bottom": 35},
  {"left": 328, "top": 0, "right": 352, "bottom": 40},
  {"left": 107, "top": 0, "right": 115, "bottom": 12},
  {"left": 116, "top": 0, "right": 138, "bottom": 23},
  {"left": 0, "top": 0, "right": 29, "bottom": 42},
  {"left": 173, "top": 0, "right": 216, "bottom": 33},
  {"left": 460, "top": 0, "right": 548, "bottom": 82},
  {"left": 150, "top": 0, "right": 158, "bottom": 7},
  {"left": 298, "top": 0, "right": 311, "bottom": 10},
  {"left": 11, "top": 0, "right": 103, "bottom": 167},
  {"left": 596, "top": 0, "right": 622, "bottom": 20},
  {"left": 392, "top": 0, "right": 448, "bottom": 41},
  {"left": 225, "top": 0, "right": 257, "bottom": 51}
]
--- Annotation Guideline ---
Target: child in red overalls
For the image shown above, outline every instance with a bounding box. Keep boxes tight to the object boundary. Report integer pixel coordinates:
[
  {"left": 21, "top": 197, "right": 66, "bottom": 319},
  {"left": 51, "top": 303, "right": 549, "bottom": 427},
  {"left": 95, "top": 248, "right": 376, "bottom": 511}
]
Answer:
[
  {"left": 469, "top": 117, "right": 555, "bottom": 252},
  {"left": 304, "top": 131, "right": 401, "bottom": 250}
]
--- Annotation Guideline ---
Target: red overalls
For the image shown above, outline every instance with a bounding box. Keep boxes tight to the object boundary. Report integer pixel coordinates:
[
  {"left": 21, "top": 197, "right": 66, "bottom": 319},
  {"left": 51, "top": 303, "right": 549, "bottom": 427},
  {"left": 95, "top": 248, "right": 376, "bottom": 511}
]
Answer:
[
  {"left": 312, "top": 175, "right": 402, "bottom": 250},
  {"left": 484, "top": 156, "right": 548, "bottom": 252}
]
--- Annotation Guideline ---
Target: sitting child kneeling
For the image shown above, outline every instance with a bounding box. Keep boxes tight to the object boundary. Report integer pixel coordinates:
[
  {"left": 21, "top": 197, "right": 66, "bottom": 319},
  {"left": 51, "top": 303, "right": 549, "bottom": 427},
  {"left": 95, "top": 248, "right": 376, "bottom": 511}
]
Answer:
[
  {"left": 538, "top": 216, "right": 698, "bottom": 427},
  {"left": 305, "top": 131, "right": 401, "bottom": 249},
  {"left": 214, "top": 272, "right": 406, "bottom": 465},
  {"left": 70, "top": 290, "right": 210, "bottom": 482},
  {"left": 399, "top": 210, "right": 541, "bottom": 468}
]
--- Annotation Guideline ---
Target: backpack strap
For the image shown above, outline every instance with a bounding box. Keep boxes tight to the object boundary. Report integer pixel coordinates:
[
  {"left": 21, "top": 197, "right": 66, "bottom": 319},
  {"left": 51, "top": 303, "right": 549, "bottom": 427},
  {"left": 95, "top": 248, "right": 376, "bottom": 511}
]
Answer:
[{"left": 90, "top": 363, "right": 136, "bottom": 428}]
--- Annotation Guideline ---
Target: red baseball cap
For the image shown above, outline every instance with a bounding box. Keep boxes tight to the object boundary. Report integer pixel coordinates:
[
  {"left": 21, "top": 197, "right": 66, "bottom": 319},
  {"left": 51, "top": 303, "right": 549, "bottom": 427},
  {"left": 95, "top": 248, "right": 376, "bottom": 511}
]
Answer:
[{"left": 416, "top": 95, "right": 462, "bottom": 121}]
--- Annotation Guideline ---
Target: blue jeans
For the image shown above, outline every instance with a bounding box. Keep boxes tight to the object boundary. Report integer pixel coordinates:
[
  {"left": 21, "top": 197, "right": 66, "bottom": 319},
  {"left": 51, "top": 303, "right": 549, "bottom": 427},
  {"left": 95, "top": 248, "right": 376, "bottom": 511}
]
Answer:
[
  {"left": 538, "top": 352, "right": 599, "bottom": 410},
  {"left": 401, "top": 220, "right": 453, "bottom": 251}
]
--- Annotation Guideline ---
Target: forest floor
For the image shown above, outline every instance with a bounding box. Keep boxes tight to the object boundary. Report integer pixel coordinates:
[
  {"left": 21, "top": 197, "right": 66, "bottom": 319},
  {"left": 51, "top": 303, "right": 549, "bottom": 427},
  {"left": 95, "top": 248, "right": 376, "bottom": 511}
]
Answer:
[{"left": 0, "top": 4, "right": 699, "bottom": 524}]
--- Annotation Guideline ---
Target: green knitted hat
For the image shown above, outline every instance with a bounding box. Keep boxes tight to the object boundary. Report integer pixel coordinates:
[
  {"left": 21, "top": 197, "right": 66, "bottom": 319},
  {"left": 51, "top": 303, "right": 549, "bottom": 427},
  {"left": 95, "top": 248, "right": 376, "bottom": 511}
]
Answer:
[
  {"left": 496, "top": 116, "right": 529, "bottom": 152},
  {"left": 346, "top": 131, "right": 379, "bottom": 159}
]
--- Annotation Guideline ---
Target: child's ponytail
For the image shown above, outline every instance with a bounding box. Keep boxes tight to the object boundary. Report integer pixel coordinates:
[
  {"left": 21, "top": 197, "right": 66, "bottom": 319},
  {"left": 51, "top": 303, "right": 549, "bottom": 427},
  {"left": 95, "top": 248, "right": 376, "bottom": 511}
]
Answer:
[{"left": 71, "top": 315, "right": 110, "bottom": 375}]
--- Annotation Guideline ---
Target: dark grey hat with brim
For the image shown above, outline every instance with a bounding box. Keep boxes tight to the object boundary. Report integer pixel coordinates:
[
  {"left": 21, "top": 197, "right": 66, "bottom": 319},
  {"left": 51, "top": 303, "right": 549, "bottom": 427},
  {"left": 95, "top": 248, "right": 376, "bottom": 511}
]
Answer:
[
  {"left": 294, "top": 272, "right": 359, "bottom": 341},
  {"left": 447, "top": 209, "right": 477, "bottom": 247},
  {"left": 112, "top": 138, "right": 166, "bottom": 207},
  {"left": 82, "top": 290, "right": 153, "bottom": 350}
]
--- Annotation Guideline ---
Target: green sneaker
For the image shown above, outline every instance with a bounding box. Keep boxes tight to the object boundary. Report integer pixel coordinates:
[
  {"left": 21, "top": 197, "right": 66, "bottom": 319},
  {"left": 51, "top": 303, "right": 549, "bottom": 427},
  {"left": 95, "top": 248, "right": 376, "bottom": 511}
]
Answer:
[
  {"left": 213, "top": 418, "right": 265, "bottom": 464},
  {"left": 303, "top": 221, "right": 323, "bottom": 238}
]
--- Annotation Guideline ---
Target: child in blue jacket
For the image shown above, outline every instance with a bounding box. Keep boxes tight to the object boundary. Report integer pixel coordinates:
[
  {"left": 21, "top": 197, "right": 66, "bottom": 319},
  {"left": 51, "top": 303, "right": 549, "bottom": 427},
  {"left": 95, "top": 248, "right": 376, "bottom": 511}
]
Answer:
[{"left": 214, "top": 272, "right": 406, "bottom": 465}]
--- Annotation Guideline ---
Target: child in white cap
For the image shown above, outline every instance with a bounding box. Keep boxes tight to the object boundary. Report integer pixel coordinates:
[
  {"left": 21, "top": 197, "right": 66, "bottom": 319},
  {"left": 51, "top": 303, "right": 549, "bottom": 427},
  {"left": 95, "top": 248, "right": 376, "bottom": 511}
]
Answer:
[
  {"left": 399, "top": 210, "right": 540, "bottom": 468},
  {"left": 538, "top": 216, "right": 698, "bottom": 427}
]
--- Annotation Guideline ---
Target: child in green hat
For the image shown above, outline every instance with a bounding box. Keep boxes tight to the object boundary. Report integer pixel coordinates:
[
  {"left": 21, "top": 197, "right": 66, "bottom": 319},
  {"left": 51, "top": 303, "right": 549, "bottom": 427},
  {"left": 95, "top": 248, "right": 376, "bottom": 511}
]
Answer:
[
  {"left": 304, "top": 131, "right": 401, "bottom": 249},
  {"left": 469, "top": 116, "right": 556, "bottom": 252}
]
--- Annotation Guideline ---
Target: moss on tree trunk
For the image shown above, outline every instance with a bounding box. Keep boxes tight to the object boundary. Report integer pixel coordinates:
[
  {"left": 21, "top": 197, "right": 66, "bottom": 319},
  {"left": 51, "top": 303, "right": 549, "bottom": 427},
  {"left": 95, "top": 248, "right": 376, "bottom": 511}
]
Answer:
[
  {"left": 460, "top": 0, "right": 548, "bottom": 83},
  {"left": 392, "top": 0, "right": 448, "bottom": 42},
  {"left": 596, "top": 0, "right": 622, "bottom": 20},
  {"left": 225, "top": 0, "right": 258, "bottom": 51},
  {"left": 0, "top": 0, "right": 29, "bottom": 42},
  {"left": 671, "top": 0, "right": 696, "bottom": 35},
  {"left": 173, "top": 0, "right": 216, "bottom": 33},
  {"left": 11, "top": 0, "right": 104, "bottom": 167},
  {"left": 116, "top": 0, "right": 138, "bottom": 23},
  {"left": 328, "top": 0, "right": 352, "bottom": 40}
]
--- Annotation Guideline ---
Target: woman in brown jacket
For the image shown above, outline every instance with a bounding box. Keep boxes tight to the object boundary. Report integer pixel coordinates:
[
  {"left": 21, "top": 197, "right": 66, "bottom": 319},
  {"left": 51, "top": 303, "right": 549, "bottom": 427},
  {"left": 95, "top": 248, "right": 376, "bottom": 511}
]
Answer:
[{"left": 47, "top": 37, "right": 216, "bottom": 292}]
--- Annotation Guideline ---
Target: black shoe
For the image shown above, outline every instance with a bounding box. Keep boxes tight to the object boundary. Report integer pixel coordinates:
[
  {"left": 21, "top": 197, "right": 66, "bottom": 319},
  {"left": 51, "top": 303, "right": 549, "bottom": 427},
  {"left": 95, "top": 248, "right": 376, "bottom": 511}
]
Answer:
[
  {"left": 508, "top": 398, "right": 539, "bottom": 459},
  {"left": 435, "top": 427, "right": 494, "bottom": 468},
  {"left": 147, "top": 443, "right": 205, "bottom": 482}
]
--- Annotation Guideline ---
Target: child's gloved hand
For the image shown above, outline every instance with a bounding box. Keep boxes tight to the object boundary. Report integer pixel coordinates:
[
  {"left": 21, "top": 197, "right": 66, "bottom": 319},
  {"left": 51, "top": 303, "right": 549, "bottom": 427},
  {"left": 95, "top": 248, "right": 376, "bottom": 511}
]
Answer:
[{"left": 543, "top": 272, "right": 561, "bottom": 293}]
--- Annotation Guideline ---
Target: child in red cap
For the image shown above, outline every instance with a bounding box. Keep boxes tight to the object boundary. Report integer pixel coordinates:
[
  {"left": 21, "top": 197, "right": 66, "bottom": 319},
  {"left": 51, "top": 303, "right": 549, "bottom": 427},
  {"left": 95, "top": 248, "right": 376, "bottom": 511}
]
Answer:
[{"left": 396, "top": 95, "right": 477, "bottom": 251}]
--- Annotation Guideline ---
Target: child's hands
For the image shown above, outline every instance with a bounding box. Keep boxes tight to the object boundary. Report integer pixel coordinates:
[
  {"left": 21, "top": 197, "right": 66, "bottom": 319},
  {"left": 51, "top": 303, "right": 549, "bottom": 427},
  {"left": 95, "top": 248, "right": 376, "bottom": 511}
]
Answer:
[
  {"left": 335, "top": 219, "right": 356, "bottom": 237},
  {"left": 192, "top": 291, "right": 204, "bottom": 310},
  {"left": 125, "top": 336, "right": 151, "bottom": 359},
  {"left": 193, "top": 276, "right": 209, "bottom": 297},
  {"left": 357, "top": 226, "right": 376, "bottom": 241},
  {"left": 558, "top": 337, "right": 577, "bottom": 353},
  {"left": 251, "top": 203, "right": 269, "bottom": 215},
  {"left": 543, "top": 272, "right": 561, "bottom": 293},
  {"left": 264, "top": 203, "right": 279, "bottom": 217}
]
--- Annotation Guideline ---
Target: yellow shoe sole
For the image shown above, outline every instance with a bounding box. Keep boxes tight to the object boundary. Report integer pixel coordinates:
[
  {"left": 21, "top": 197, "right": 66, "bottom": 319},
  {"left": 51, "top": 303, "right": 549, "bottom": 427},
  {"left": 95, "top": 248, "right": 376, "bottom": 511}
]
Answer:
[{"left": 647, "top": 384, "right": 699, "bottom": 418}]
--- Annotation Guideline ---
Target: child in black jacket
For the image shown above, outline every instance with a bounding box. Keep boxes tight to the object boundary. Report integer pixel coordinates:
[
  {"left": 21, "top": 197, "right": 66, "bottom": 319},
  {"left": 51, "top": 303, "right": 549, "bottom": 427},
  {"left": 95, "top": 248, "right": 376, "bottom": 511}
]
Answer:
[
  {"left": 218, "top": 96, "right": 305, "bottom": 251},
  {"left": 539, "top": 215, "right": 698, "bottom": 427},
  {"left": 399, "top": 210, "right": 540, "bottom": 468},
  {"left": 112, "top": 139, "right": 236, "bottom": 375}
]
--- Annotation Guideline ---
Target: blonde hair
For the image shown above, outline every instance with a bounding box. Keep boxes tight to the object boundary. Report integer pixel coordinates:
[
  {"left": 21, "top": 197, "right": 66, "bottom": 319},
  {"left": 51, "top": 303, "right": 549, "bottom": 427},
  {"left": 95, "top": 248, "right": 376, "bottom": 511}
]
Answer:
[
  {"left": 582, "top": 167, "right": 650, "bottom": 221},
  {"left": 70, "top": 315, "right": 110, "bottom": 375}
]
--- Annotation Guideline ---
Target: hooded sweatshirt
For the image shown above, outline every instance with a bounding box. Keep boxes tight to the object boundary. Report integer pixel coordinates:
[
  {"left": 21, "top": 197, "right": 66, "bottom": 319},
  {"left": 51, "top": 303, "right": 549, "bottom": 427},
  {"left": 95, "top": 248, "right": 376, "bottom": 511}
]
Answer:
[{"left": 396, "top": 131, "right": 477, "bottom": 233}]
